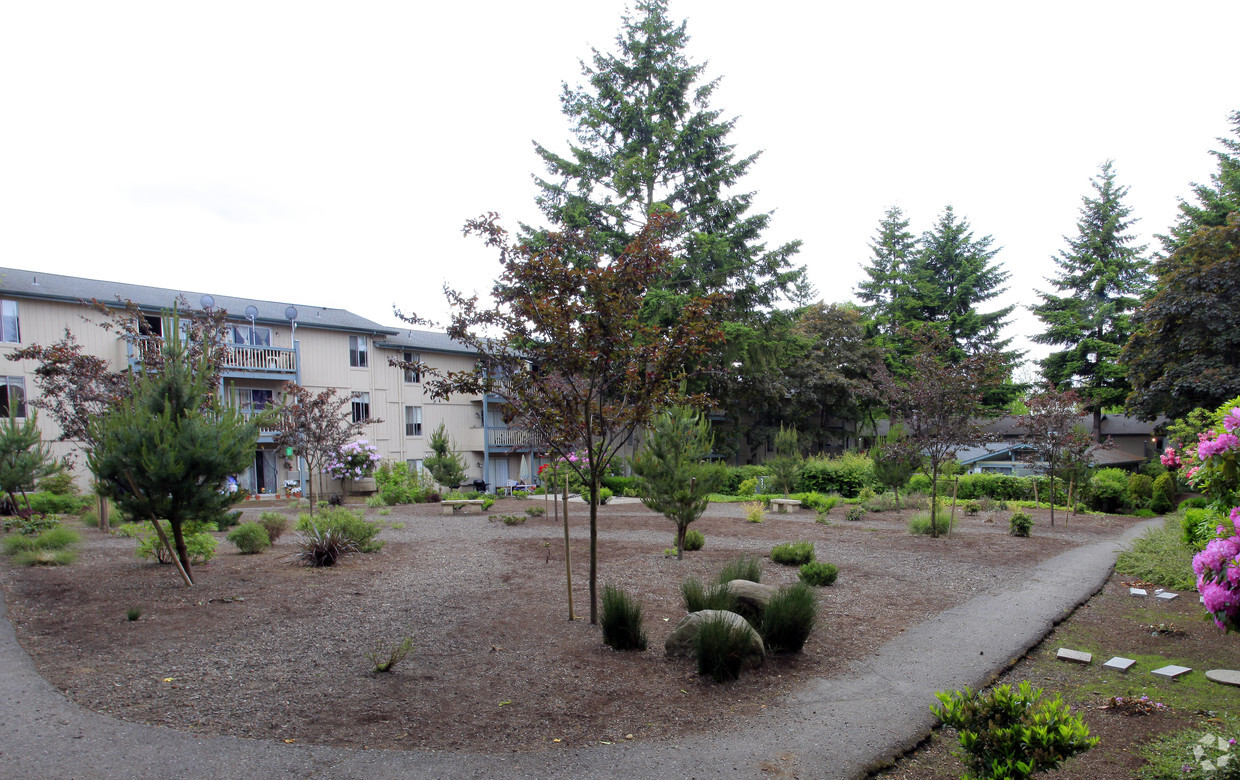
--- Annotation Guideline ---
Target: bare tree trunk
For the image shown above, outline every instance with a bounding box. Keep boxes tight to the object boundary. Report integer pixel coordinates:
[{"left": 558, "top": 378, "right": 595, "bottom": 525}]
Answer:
[
  {"left": 947, "top": 478, "right": 958, "bottom": 539},
  {"left": 151, "top": 519, "right": 192, "bottom": 587},
  {"left": 560, "top": 476, "right": 574, "bottom": 621},
  {"left": 589, "top": 474, "right": 599, "bottom": 625},
  {"left": 97, "top": 495, "right": 110, "bottom": 533},
  {"left": 1068, "top": 476, "right": 1075, "bottom": 518}
]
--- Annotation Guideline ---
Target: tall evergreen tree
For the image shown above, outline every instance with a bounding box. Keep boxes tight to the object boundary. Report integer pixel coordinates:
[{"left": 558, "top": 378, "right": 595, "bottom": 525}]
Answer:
[
  {"left": 856, "top": 206, "right": 915, "bottom": 338},
  {"left": 530, "top": 0, "right": 805, "bottom": 316},
  {"left": 1033, "top": 161, "right": 1149, "bottom": 438},
  {"left": 1159, "top": 110, "right": 1240, "bottom": 255},
  {"left": 890, "top": 206, "right": 1016, "bottom": 374}
]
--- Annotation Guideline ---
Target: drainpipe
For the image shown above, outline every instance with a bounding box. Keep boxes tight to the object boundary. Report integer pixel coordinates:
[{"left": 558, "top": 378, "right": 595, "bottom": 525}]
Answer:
[
  {"left": 482, "top": 367, "right": 490, "bottom": 494},
  {"left": 293, "top": 337, "right": 307, "bottom": 499}
]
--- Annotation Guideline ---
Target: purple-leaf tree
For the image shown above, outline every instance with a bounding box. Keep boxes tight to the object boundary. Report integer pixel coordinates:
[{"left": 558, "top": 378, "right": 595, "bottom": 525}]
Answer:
[
  {"left": 395, "top": 211, "right": 725, "bottom": 624},
  {"left": 271, "top": 384, "right": 377, "bottom": 514}
]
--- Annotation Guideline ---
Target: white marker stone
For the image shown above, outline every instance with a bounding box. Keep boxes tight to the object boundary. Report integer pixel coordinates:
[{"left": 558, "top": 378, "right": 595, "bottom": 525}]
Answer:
[
  {"left": 1130, "top": 588, "right": 1148, "bottom": 597},
  {"left": 1156, "top": 592, "right": 1179, "bottom": 601},
  {"left": 1056, "top": 648, "right": 1092, "bottom": 664},
  {"left": 1206, "top": 669, "right": 1240, "bottom": 687},
  {"left": 1103, "top": 657, "right": 1136, "bottom": 672},
  {"left": 1151, "top": 664, "right": 1192, "bottom": 679}
]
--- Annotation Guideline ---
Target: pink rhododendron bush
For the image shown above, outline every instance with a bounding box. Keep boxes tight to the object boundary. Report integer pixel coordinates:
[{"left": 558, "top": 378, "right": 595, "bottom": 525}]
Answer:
[{"left": 1183, "top": 404, "right": 1240, "bottom": 630}]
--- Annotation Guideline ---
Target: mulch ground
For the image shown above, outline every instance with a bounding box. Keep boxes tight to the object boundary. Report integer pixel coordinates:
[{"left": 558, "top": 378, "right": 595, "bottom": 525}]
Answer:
[{"left": 0, "top": 498, "right": 1148, "bottom": 758}]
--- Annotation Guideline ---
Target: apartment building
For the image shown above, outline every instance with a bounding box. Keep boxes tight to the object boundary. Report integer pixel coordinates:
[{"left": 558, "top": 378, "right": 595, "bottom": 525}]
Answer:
[{"left": 0, "top": 267, "right": 536, "bottom": 496}]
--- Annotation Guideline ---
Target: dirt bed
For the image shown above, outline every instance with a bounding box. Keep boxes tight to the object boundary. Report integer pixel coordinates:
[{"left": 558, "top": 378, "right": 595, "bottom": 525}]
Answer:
[{"left": 0, "top": 499, "right": 1145, "bottom": 756}]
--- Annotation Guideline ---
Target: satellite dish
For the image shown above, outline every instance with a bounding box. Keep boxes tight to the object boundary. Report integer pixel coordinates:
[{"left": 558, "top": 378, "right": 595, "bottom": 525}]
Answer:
[
  {"left": 285, "top": 306, "right": 298, "bottom": 322},
  {"left": 244, "top": 305, "right": 259, "bottom": 321},
  {"left": 200, "top": 294, "right": 215, "bottom": 309}
]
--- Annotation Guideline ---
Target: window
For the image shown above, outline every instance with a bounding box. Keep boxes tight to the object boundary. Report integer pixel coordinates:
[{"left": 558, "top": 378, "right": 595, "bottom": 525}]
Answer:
[
  {"left": 349, "top": 336, "right": 368, "bottom": 368},
  {"left": 407, "top": 459, "right": 424, "bottom": 474},
  {"left": 231, "top": 324, "right": 271, "bottom": 346},
  {"left": 351, "top": 392, "right": 370, "bottom": 423},
  {"left": 403, "top": 351, "right": 420, "bottom": 383},
  {"left": 0, "top": 377, "right": 25, "bottom": 418},
  {"left": 1, "top": 300, "right": 19, "bottom": 343},
  {"left": 235, "top": 387, "right": 274, "bottom": 415},
  {"left": 405, "top": 405, "right": 422, "bottom": 436}
]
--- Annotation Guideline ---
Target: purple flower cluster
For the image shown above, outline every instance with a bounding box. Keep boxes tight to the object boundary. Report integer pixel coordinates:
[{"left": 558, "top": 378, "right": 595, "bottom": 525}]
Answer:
[
  {"left": 326, "top": 439, "right": 382, "bottom": 481},
  {"left": 1198, "top": 430, "right": 1240, "bottom": 460},
  {"left": 1194, "top": 508, "right": 1240, "bottom": 630}
]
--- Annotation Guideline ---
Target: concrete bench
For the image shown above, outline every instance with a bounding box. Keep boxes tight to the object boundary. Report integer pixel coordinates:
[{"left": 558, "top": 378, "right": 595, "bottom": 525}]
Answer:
[
  {"left": 769, "top": 498, "right": 801, "bottom": 514},
  {"left": 442, "top": 500, "right": 485, "bottom": 516}
]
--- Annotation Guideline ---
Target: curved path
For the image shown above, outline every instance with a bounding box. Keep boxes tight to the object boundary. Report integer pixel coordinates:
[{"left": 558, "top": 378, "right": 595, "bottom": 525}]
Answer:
[{"left": 0, "top": 519, "right": 1160, "bottom": 780}]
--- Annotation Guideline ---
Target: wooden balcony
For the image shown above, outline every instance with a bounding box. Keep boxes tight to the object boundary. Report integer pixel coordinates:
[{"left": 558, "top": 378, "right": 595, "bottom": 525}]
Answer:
[{"left": 130, "top": 337, "right": 297, "bottom": 377}]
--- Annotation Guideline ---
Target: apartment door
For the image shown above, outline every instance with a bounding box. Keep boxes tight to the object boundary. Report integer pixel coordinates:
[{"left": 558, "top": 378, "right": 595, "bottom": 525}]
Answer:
[
  {"left": 492, "top": 459, "right": 510, "bottom": 493},
  {"left": 241, "top": 450, "right": 279, "bottom": 494}
]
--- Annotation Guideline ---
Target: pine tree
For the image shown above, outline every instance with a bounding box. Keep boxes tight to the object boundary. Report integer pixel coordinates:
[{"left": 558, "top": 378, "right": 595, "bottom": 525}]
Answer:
[
  {"left": 88, "top": 320, "right": 259, "bottom": 585},
  {"left": 423, "top": 422, "right": 467, "bottom": 491},
  {"left": 630, "top": 406, "right": 726, "bottom": 560},
  {"left": 0, "top": 413, "right": 60, "bottom": 514},
  {"left": 901, "top": 206, "right": 1015, "bottom": 360},
  {"left": 531, "top": 0, "right": 804, "bottom": 317},
  {"left": 1033, "top": 161, "right": 1149, "bottom": 437},
  {"left": 856, "top": 206, "right": 915, "bottom": 338},
  {"left": 1159, "top": 110, "right": 1240, "bottom": 255}
]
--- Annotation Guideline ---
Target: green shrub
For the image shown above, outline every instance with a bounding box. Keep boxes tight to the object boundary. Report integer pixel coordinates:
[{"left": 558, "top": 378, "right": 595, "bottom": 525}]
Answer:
[
  {"left": 695, "top": 613, "right": 751, "bottom": 682},
  {"left": 1152, "top": 471, "right": 1176, "bottom": 503},
  {"left": 799, "top": 491, "right": 839, "bottom": 513},
  {"left": 112, "top": 522, "right": 146, "bottom": 539},
  {"left": 963, "top": 500, "right": 981, "bottom": 515},
  {"left": 495, "top": 513, "right": 526, "bottom": 525},
  {"left": 863, "top": 492, "right": 899, "bottom": 512},
  {"left": 4, "top": 525, "right": 80, "bottom": 556},
  {"left": 1179, "top": 496, "right": 1209, "bottom": 510},
  {"left": 1128, "top": 473, "right": 1154, "bottom": 507},
  {"left": 2, "top": 511, "right": 60, "bottom": 536},
  {"left": 718, "top": 555, "right": 762, "bottom": 584},
  {"left": 596, "top": 487, "right": 614, "bottom": 505},
  {"left": 682, "top": 528, "right": 705, "bottom": 551},
  {"left": 1089, "top": 468, "right": 1130, "bottom": 513},
  {"left": 798, "top": 452, "right": 875, "bottom": 497},
  {"left": 365, "top": 495, "right": 387, "bottom": 509},
  {"left": 136, "top": 531, "right": 216, "bottom": 565},
  {"left": 294, "top": 524, "right": 358, "bottom": 567},
  {"left": 525, "top": 505, "right": 546, "bottom": 518},
  {"left": 127, "top": 606, "right": 143, "bottom": 621},
  {"left": 743, "top": 501, "right": 765, "bottom": 523},
  {"left": 1149, "top": 493, "right": 1172, "bottom": 514},
  {"left": 761, "top": 582, "right": 817, "bottom": 652},
  {"left": 721, "top": 464, "right": 772, "bottom": 496},
  {"left": 1009, "top": 511, "right": 1033, "bottom": 537},
  {"left": 681, "top": 577, "right": 735, "bottom": 613},
  {"left": 1181, "top": 507, "right": 1220, "bottom": 550},
  {"left": 226, "top": 522, "right": 271, "bottom": 554},
  {"left": 375, "top": 461, "right": 424, "bottom": 505},
  {"left": 909, "top": 511, "right": 952, "bottom": 535},
  {"left": 13, "top": 548, "right": 78, "bottom": 566},
  {"left": 845, "top": 505, "right": 866, "bottom": 522},
  {"left": 770, "top": 541, "right": 814, "bottom": 566},
  {"left": 258, "top": 512, "right": 288, "bottom": 543},
  {"left": 737, "top": 477, "right": 759, "bottom": 497},
  {"left": 1133, "top": 508, "right": 1156, "bottom": 518},
  {"left": 295, "top": 507, "right": 383, "bottom": 553},
  {"left": 600, "top": 476, "right": 636, "bottom": 496},
  {"left": 366, "top": 635, "right": 414, "bottom": 673},
  {"left": 1117, "top": 518, "right": 1197, "bottom": 590},
  {"left": 931, "top": 681, "right": 1098, "bottom": 779},
  {"left": 798, "top": 561, "right": 838, "bottom": 586},
  {"left": 37, "top": 471, "right": 78, "bottom": 496},
  {"left": 16, "top": 492, "right": 89, "bottom": 516},
  {"left": 600, "top": 584, "right": 648, "bottom": 651}
]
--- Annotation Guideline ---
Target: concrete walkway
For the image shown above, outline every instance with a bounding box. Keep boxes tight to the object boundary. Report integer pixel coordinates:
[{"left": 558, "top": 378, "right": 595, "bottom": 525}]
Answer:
[{"left": 0, "top": 519, "right": 1161, "bottom": 780}]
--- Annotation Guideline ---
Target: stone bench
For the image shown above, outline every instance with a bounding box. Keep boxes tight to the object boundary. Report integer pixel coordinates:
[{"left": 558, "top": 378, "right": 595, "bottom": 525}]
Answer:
[
  {"left": 442, "top": 499, "right": 485, "bottom": 516},
  {"left": 769, "top": 498, "right": 801, "bottom": 514}
]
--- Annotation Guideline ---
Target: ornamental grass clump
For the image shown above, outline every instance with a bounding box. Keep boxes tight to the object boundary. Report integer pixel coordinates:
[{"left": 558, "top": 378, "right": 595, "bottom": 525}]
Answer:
[
  {"left": 909, "top": 511, "right": 952, "bottom": 535},
  {"left": 742, "top": 501, "right": 765, "bottom": 523},
  {"left": 226, "top": 522, "right": 271, "bottom": 554},
  {"left": 770, "top": 540, "right": 815, "bottom": 566},
  {"left": 718, "top": 555, "right": 762, "bottom": 584},
  {"left": 293, "top": 523, "right": 358, "bottom": 567},
  {"left": 695, "top": 614, "right": 751, "bottom": 683},
  {"left": 798, "top": 561, "right": 838, "bottom": 586},
  {"left": 366, "top": 635, "right": 414, "bottom": 673},
  {"left": 681, "top": 576, "right": 736, "bottom": 613},
  {"left": 295, "top": 507, "right": 383, "bottom": 553},
  {"left": 931, "top": 681, "right": 1097, "bottom": 779},
  {"left": 6, "top": 526, "right": 81, "bottom": 567},
  {"left": 600, "top": 583, "right": 648, "bottom": 651},
  {"left": 760, "top": 582, "right": 817, "bottom": 653}
]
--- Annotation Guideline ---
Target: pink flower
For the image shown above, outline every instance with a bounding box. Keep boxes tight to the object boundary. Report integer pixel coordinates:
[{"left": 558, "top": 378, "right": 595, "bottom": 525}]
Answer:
[
  {"left": 1224, "top": 408, "right": 1240, "bottom": 433},
  {"left": 1202, "top": 581, "right": 1237, "bottom": 614}
]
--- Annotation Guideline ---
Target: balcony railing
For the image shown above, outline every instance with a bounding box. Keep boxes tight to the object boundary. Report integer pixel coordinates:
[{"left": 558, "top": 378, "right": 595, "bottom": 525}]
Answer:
[
  {"left": 131, "top": 337, "right": 296, "bottom": 375},
  {"left": 488, "top": 427, "right": 531, "bottom": 448}
]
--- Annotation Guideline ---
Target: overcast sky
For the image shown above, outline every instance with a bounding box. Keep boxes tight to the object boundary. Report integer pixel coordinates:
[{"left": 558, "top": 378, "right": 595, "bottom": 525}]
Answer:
[{"left": 2, "top": 1, "right": 1236, "bottom": 371}]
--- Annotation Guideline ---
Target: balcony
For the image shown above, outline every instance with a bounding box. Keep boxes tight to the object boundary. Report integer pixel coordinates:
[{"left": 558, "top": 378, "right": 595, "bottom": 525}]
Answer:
[
  {"left": 130, "top": 337, "right": 297, "bottom": 378},
  {"left": 489, "top": 427, "right": 531, "bottom": 449}
]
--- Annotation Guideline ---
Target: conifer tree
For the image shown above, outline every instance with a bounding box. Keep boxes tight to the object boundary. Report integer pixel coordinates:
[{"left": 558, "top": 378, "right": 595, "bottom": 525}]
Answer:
[
  {"left": 1159, "top": 110, "right": 1240, "bottom": 255},
  {"left": 856, "top": 206, "right": 915, "bottom": 339},
  {"left": 630, "top": 406, "right": 725, "bottom": 560},
  {"left": 89, "top": 321, "right": 259, "bottom": 586},
  {"left": 1032, "top": 161, "right": 1148, "bottom": 438},
  {"left": 0, "top": 413, "right": 60, "bottom": 514},
  {"left": 423, "top": 422, "right": 467, "bottom": 491}
]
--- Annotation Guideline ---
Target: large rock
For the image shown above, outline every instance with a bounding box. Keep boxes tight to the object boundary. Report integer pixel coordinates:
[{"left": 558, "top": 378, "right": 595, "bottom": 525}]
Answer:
[
  {"left": 725, "top": 579, "right": 778, "bottom": 618},
  {"left": 664, "top": 610, "right": 765, "bottom": 669}
]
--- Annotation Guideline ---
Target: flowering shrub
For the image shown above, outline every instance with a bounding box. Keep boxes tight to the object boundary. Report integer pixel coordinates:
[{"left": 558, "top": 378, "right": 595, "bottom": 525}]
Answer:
[
  {"left": 326, "top": 440, "right": 381, "bottom": 481},
  {"left": 1190, "top": 405, "right": 1240, "bottom": 631},
  {"left": 1160, "top": 446, "right": 1182, "bottom": 470}
]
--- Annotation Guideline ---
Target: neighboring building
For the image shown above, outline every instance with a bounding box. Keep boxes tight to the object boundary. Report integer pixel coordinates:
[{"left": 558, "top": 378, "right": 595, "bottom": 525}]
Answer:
[
  {"left": 0, "top": 267, "right": 536, "bottom": 496},
  {"left": 954, "top": 413, "right": 1165, "bottom": 476}
]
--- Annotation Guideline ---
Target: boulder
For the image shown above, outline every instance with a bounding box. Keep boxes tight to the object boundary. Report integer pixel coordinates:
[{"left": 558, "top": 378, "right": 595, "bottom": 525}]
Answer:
[
  {"left": 664, "top": 609, "right": 765, "bottom": 669},
  {"left": 725, "top": 579, "right": 778, "bottom": 618}
]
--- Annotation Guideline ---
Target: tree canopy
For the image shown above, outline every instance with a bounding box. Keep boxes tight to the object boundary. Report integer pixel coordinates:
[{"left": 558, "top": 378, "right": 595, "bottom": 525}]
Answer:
[
  {"left": 1159, "top": 110, "right": 1240, "bottom": 255},
  {"left": 1033, "top": 161, "right": 1149, "bottom": 437}
]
